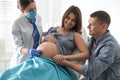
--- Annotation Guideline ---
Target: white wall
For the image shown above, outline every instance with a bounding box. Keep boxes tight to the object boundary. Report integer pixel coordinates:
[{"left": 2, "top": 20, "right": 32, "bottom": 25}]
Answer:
[
  {"left": 0, "top": 0, "right": 19, "bottom": 54},
  {"left": 0, "top": 0, "right": 120, "bottom": 55},
  {"left": 37, "top": 0, "right": 120, "bottom": 42},
  {"left": 36, "top": 0, "right": 62, "bottom": 32}
]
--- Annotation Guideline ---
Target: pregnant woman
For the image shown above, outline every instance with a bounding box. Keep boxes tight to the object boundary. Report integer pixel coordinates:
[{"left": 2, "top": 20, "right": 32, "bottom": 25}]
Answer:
[
  {"left": 37, "top": 26, "right": 89, "bottom": 62},
  {"left": 0, "top": 5, "right": 89, "bottom": 80}
]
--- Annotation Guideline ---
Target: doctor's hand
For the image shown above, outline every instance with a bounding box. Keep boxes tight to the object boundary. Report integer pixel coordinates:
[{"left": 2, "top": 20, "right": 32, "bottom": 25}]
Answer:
[{"left": 27, "top": 49, "right": 42, "bottom": 57}]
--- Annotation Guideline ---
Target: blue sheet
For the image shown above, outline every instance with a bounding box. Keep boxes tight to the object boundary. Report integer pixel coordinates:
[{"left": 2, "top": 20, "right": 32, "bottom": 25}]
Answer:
[{"left": 0, "top": 57, "right": 77, "bottom": 80}]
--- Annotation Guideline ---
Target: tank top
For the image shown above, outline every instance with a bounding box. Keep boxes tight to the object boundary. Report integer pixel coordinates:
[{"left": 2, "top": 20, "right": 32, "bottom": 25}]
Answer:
[{"left": 48, "top": 27, "right": 76, "bottom": 55}]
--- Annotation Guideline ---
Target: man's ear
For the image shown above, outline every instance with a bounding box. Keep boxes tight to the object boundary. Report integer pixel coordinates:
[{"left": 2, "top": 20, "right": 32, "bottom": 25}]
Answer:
[{"left": 102, "top": 23, "right": 108, "bottom": 30}]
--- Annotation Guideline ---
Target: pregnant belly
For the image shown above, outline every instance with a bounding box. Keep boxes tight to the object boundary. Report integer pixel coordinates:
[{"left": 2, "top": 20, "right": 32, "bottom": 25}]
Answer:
[{"left": 37, "top": 42, "right": 57, "bottom": 58}]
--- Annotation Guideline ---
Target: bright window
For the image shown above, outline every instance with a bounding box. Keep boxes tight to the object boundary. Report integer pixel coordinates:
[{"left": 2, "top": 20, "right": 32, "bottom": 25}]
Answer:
[{"left": 0, "top": 0, "right": 19, "bottom": 54}]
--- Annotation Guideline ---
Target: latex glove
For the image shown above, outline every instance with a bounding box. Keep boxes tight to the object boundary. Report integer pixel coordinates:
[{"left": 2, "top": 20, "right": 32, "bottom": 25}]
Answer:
[
  {"left": 27, "top": 49, "right": 42, "bottom": 57},
  {"left": 44, "top": 27, "right": 53, "bottom": 36}
]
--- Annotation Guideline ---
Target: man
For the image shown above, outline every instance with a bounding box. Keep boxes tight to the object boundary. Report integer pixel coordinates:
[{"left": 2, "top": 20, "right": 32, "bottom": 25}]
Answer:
[{"left": 54, "top": 10, "right": 120, "bottom": 80}]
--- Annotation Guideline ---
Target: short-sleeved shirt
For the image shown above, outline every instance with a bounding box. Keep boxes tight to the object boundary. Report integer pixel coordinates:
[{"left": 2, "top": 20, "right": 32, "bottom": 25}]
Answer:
[{"left": 48, "top": 27, "right": 76, "bottom": 55}]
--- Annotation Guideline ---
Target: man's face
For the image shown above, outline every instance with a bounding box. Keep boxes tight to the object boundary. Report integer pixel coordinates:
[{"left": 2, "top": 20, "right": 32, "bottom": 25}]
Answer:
[{"left": 87, "top": 17, "right": 103, "bottom": 38}]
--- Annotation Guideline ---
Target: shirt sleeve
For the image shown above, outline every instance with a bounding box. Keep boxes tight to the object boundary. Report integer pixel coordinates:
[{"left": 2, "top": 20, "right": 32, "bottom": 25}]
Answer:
[{"left": 12, "top": 22, "right": 24, "bottom": 54}]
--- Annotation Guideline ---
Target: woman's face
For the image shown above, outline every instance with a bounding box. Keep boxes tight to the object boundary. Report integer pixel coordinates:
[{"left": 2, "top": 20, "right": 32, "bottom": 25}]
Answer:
[
  {"left": 64, "top": 13, "right": 76, "bottom": 30},
  {"left": 22, "top": 2, "right": 36, "bottom": 16}
]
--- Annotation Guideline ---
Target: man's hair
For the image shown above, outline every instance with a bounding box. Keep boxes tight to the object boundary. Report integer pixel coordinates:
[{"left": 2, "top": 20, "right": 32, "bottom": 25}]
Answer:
[{"left": 90, "top": 10, "right": 111, "bottom": 26}]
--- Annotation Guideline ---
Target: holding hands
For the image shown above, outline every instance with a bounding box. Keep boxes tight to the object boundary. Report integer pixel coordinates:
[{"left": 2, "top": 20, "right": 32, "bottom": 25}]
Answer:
[{"left": 53, "top": 54, "right": 67, "bottom": 66}]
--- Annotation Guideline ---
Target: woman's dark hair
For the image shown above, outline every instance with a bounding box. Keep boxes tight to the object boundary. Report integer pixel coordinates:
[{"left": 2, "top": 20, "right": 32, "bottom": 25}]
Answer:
[
  {"left": 17, "top": 0, "right": 35, "bottom": 10},
  {"left": 61, "top": 5, "right": 82, "bottom": 33}
]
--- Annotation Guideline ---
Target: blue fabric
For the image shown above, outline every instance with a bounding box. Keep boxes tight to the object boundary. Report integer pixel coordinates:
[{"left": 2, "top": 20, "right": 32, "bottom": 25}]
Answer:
[
  {"left": 31, "top": 22, "right": 40, "bottom": 49},
  {"left": 27, "top": 12, "right": 36, "bottom": 19},
  {"left": 0, "top": 57, "right": 77, "bottom": 80}
]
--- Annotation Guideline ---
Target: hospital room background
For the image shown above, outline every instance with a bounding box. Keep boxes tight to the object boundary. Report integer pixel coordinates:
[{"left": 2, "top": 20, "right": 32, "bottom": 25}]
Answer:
[{"left": 0, "top": 0, "right": 120, "bottom": 72}]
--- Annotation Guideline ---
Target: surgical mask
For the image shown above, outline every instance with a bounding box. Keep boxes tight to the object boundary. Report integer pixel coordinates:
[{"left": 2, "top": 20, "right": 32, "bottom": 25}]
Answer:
[{"left": 27, "top": 12, "right": 37, "bottom": 19}]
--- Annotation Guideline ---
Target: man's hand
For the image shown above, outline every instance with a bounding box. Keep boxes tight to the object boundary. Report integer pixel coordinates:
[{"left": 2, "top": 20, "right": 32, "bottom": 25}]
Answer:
[{"left": 53, "top": 55, "right": 66, "bottom": 65}]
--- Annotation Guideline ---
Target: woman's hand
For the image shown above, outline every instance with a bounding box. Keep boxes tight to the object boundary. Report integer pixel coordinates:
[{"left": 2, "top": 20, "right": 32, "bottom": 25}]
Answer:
[
  {"left": 53, "top": 54, "right": 66, "bottom": 65},
  {"left": 43, "top": 36, "right": 56, "bottom": 43}
]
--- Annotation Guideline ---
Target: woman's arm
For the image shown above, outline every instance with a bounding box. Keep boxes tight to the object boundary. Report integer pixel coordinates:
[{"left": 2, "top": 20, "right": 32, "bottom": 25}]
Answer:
[
  {"left": 59, "top": 59, "right": 82, "bottom": 73},
  {"left": 64, "top": 32, "right": 90, "bottom": 61}
]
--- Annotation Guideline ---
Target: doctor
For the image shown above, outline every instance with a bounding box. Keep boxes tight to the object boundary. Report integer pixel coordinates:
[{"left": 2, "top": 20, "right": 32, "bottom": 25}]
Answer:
[{"left": 11, "top": 0, "right": 43, "bottom": 65}]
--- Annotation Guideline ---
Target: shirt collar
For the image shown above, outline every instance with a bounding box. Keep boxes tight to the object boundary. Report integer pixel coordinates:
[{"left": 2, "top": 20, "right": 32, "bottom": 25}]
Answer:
[{"left": 91, "top": 30, "right": 110, "bottom": 45}]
